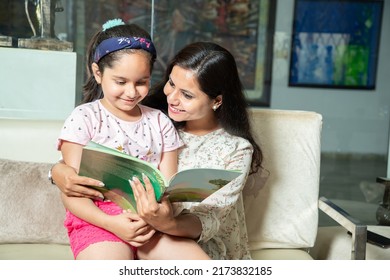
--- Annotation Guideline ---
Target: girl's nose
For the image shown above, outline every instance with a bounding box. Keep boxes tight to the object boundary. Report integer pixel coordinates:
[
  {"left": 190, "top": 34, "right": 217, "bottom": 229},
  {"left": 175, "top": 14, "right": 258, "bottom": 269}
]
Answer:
[{"left": 125, "top": 84, "right": 137, "bottom": 97}]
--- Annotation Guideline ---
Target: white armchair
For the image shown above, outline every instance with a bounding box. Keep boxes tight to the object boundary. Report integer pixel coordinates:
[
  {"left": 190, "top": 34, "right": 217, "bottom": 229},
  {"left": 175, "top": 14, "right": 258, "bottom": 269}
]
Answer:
[
  {"left": 244, "top": 108, "right": 371, "bottom": 260},
  {"left": 244, "top": 108, "right": 322, "bottom": 259}
]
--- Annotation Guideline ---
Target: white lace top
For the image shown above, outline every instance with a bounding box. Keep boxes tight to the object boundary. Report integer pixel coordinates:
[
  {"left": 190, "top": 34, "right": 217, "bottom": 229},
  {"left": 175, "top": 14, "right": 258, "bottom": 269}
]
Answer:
[{"left": 175, "top": 128, "right": 253, "bottom": 259}]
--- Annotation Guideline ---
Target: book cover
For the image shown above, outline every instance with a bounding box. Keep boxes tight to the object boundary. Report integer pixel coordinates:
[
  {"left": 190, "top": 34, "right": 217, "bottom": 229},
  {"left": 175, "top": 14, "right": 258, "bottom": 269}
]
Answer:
[{"left": 79, "top": 141, "right": 241, "bottom": 212}]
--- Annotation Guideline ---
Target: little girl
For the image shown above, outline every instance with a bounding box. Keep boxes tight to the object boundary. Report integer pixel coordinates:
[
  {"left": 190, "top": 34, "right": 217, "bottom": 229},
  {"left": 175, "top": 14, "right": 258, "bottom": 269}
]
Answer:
[{"left": 57, "top": 19, "right": 181, "bottom": 260}]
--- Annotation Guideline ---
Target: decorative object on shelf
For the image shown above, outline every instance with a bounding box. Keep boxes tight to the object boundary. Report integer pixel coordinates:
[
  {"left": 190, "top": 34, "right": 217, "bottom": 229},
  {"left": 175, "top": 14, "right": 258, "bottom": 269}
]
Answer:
[
  {"left": 0, "top": 35, "right": 16, "bottom": 47},
  {"left": 289, "top": 0, "right": 383, "bottom": 90},
  {"left": 376, "top": 177, "right": 390, "bottom": 226},
  {"left": 17, "top": 0, "right": 73, "bottom": 51}
]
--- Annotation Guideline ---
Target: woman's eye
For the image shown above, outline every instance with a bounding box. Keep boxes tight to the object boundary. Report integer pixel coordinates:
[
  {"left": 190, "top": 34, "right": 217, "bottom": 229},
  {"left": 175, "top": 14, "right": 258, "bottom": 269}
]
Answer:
[
  {"left": 116, "top": 80, "right": 126, "bottom": 85},
  {"left": 168, "top": 79, "right": 175, "bottom": 87},
  {"left": 182, "top": 92, "right": 193, "bottom": 99}
]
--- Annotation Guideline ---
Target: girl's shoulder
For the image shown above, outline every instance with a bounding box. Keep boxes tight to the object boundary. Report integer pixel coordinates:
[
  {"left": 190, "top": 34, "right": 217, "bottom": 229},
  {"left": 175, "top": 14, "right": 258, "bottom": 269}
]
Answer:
[
  {"left": 138, "top": 104, "right": 162, "bottom": 114},
  {"left": 66, "top": 100, "right": 104, "bottom": 124},
  {"left": 139, "top": 104, "right": 171, "bottom": 121},
  {"left": 72, "top": 100, "right": 100, "bottom": 113}
]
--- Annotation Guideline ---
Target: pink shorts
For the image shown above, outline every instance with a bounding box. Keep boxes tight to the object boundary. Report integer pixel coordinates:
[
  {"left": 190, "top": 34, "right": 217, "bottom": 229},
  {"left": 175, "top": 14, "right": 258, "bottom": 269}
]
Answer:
[{"left": 64, "top": 200, "right": 135, "bottom": 259}]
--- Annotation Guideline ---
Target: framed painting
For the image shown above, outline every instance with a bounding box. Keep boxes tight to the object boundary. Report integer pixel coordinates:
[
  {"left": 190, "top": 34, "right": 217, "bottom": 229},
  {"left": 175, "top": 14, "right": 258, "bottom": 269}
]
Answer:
[
  {"left": 288, "top": 0, "right": 383, "bottom": 90},
  {"left": 81, "top": 0, "right": 276, "bottom": 106},
  {"left": 149, "top": 0, "right": 276, "bottom": 106},
  {"left": 114, "top": 0, "right": 276, "bottom": 107}
]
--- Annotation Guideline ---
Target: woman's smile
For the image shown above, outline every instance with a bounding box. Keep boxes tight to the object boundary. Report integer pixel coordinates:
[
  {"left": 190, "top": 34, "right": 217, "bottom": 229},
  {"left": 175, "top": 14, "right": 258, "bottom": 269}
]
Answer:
[{"left": 168, "top": 104, "right": 185, "bottom": 114}]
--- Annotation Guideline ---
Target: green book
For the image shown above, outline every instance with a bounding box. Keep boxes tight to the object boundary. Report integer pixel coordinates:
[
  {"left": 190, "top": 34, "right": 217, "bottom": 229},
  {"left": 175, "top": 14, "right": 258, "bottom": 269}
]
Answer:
[{"left": 79, "top": 141, "right": 242, "bottom": 213}]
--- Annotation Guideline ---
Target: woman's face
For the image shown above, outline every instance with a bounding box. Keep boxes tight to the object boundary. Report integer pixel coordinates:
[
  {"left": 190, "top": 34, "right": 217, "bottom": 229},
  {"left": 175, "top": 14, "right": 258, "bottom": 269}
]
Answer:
[{"left": 163, "top": 65, "right": 217, "bottom": 128}]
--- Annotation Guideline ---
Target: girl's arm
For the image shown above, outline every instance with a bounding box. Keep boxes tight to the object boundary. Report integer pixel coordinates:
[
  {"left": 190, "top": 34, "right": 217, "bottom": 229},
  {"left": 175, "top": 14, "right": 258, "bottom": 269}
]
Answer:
[
  {"left": 60, "top": 192, "right": 155, "bottom": 246},
  {"left": 59, "top": 141, "right": 109, "bottom": 227},
  {"left": 60, "top": 141, "right": 155, "bottom": 245},
  {"left": 158, "top": 150, "right": 178, "bottom": 181}
]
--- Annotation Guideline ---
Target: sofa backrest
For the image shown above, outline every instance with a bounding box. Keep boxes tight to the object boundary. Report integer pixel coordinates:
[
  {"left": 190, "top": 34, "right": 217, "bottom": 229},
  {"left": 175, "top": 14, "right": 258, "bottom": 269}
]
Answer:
[
  {"left": 0, "top": 119, "right": 63, "bottom": 163},
  {"left": 244, "top": 109, "right": 322, "bottom": 250}
]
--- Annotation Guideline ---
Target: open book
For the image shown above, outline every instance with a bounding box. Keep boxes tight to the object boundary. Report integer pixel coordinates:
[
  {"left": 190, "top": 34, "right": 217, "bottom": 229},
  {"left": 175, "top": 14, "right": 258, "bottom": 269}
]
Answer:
[{"left": 78, "top": 141, "right": 242, "bottom": 212}]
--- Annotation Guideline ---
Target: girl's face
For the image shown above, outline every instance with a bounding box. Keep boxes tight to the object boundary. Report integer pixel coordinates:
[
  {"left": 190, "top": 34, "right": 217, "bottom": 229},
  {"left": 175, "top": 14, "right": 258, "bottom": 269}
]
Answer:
[
  {"left": 93, "top": 51, "right": 151, "bottom": 120},
  {"left": 164, "top": 65, "right": 220, "bottom": 132}
]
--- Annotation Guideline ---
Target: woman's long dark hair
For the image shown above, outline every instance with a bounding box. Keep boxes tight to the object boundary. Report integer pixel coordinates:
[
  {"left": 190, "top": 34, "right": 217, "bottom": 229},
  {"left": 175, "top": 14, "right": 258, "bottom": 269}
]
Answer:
[{"left": 143, "top": 42, "right": 263, "bottom": 174}]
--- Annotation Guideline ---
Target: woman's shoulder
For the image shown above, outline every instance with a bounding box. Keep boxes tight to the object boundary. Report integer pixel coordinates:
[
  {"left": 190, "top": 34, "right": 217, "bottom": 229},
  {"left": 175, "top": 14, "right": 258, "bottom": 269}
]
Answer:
[
  {"left": 180, "top": 128, "right": 252, "bottom": 149},
  {"left": 216, "top": 129, "right": 252, "bottom": 146}
]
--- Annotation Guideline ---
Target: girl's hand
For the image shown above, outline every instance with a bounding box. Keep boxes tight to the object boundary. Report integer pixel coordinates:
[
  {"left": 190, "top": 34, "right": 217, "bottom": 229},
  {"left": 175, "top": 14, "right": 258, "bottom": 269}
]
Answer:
[
  {"left": 106, "top": 211, "right": 156, "bottom": 247},
  {"left": 130, "top": 175, "right": 175, "bottom": 232}
]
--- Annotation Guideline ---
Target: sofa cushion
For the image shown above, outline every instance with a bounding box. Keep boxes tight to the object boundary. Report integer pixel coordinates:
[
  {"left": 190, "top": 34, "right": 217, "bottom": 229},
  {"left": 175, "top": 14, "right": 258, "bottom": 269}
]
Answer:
[
  {"left": 250, "top": 248, "right": 313, "bottom": 260},
  {"left": 244, "top": 109, "right": 322, "bottom": 250},
  {"left": 0, "top": 158, "right": 69, "bottom": 244},
  {"left": 0, "top": 244, "right": 72, "bottom": 260}
]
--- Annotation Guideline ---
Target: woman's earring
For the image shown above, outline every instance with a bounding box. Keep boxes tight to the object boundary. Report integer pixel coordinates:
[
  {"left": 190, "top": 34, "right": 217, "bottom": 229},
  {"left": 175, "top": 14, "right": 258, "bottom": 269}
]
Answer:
[{"left": 213, "top": 105, "right": 218, "bottom": 111}]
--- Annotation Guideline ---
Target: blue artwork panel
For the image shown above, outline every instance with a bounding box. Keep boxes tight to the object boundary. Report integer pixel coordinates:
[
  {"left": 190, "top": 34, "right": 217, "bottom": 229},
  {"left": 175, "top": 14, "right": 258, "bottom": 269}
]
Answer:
[{"left": 289, "top": 0, "right": 383, "bottom": 89}]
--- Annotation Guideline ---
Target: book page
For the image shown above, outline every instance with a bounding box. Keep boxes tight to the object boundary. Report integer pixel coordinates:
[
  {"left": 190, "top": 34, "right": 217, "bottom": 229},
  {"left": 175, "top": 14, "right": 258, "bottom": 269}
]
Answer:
[{"left": 166, "top": 168, "right": 241, "bottom": 202}]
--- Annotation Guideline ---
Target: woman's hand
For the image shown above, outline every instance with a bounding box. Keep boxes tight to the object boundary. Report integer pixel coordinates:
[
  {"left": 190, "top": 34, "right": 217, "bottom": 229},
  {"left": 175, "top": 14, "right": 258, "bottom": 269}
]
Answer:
[
  {"left": 106, "top": 211, "right": 156, "bottom": 247},
  {"left": 130, "top": 175, "right": 175, "bottom": 232},
  {"left": 51, "top": 161, "right": 104, "bottom": 200},
  {"left": 131, "top": 175, "right": 204, "bottom": 239}
]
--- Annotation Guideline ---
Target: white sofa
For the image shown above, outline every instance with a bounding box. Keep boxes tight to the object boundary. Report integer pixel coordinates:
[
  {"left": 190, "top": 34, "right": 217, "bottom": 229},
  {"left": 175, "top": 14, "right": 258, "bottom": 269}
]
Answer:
[
  {"left": 1, "top": 110, "right": 387, "bottom": 260},
  {"left": 0, "top": 109, "right": 322, "bottom": 260}
]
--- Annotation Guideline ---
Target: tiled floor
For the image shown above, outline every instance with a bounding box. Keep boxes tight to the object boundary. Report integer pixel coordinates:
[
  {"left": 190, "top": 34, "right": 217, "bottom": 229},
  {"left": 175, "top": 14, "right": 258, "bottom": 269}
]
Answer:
[{"left": 318, "top": 154, "right": 388, "bottom": 226}]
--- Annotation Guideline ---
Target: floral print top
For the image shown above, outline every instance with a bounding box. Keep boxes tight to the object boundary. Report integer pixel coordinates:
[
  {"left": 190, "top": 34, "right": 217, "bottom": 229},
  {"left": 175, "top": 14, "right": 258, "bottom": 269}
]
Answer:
[{"left": 175, "top": 128, "right": 253, "bottom": 259}]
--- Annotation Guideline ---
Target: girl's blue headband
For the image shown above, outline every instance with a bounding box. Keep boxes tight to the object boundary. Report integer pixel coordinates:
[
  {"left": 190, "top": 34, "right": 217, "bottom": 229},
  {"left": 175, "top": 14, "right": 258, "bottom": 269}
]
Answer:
[{"left": 93, "top": 37, "right": 157, "bottom": 63}]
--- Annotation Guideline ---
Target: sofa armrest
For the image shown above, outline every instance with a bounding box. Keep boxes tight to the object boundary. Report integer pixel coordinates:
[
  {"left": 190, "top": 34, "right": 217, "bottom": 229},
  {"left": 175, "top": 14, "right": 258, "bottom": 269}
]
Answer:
[{"left": 318, "top": 196, "right": 367, "bottom": 260}]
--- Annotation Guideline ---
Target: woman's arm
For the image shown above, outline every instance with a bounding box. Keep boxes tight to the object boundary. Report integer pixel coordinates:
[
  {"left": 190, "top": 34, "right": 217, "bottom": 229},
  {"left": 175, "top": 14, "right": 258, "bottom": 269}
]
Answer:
[
  {"left": 51, "top": 160, "right": 104, "bottom": 200},
  {"left": 187, "top": 143, "right": 253, "bottom": 242},
  {"left": 132, "top": 140, "right": 254, "bottom": 241}
]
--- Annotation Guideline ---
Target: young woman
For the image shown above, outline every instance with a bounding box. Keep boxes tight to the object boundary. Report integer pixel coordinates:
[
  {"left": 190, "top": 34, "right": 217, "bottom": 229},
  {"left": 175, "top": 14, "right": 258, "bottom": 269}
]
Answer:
[{"left": 52, "top": 41, "right": 263, "bottom": 259}]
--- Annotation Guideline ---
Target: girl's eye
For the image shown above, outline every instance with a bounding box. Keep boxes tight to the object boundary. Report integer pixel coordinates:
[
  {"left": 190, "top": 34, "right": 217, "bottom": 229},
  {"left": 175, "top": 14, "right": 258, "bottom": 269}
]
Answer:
[
  {"left": 116, "top": 80, "right": 126, "bottom": 85},
  {"left": 168, "top": 78, "right": 175, "bottom": 87},
  {"left": 136, "top": 80, "right": 148, "bottom": 86}
]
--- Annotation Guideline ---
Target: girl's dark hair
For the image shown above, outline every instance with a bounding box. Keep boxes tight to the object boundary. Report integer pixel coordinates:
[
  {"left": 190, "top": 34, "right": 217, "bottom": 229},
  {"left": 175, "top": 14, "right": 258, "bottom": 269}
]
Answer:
[
  {"left": 143, "top": 42, "right": 263, "bottom": 173},
  {"left": 82, "top": 23, "right": 155, "bottom": 103}
]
